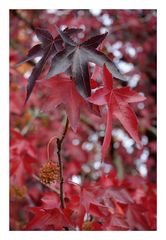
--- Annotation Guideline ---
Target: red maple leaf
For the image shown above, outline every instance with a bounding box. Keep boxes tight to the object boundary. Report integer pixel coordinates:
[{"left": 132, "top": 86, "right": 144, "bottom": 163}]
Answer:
[
  {"left": 37, "top": 76, "right": 89, "bottom": 132},
  {"left": 89, "top": 64, "right": 146, "bottom": 159},
  {"left": 25, "top": 207, "right": 73, "bottom": 230},
  {"left": 10, "top": 130, "right": 37, "bottom": 186}
]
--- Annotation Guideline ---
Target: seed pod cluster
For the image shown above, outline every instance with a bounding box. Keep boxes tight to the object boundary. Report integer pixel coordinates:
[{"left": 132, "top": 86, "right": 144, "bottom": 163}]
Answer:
[{"left": 39, "top": 161, "right": 60, "bottom": 184}]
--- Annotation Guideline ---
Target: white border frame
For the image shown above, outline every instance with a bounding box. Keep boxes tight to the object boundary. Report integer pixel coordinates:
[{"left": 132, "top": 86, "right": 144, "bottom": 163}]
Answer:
[{"left": 0, "top": 1, "right": 164, "bottom": 239}]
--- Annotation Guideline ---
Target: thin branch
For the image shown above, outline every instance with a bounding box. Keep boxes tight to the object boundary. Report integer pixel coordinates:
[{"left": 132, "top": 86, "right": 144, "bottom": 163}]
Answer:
[
  {"left": 11, "top": 10, "right": 35, "bottom": 30},
  {"left": 56, "top": 117, "right": 69, "bottom": 209}
]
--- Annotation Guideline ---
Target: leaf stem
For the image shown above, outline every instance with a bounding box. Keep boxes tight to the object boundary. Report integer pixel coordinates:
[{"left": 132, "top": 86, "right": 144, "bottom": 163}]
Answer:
[
  {"left": 11, "top": 10, "right": 35, "bottom": 30},
  {"left": 56, "top": 117, "right": 69, "bottom": 209},
  {"left": 46, "top": 135, "right": 57, "bottom": 161}
]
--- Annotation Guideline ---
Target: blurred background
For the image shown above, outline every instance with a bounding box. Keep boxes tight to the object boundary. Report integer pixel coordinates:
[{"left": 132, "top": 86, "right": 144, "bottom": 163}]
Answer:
[{"left": 10, "top": 10, "right": 156, "bottom": 230}]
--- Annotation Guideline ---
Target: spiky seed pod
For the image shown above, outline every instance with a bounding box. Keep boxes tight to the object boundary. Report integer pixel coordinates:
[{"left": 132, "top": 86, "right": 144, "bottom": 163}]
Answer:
[{"left": 39, "top": 161, "right": 60, "bottom": 184}]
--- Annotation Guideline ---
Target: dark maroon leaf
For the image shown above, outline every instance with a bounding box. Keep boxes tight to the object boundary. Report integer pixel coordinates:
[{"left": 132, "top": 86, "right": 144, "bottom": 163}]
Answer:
[
  {"left": 81, "top": 32, "right": 108, "bottom": 49},
  {"left": 72, "top": 49, "right": 91, "bottom": 97},
  {"left": 84, "top": 48, "right": 126, "bottom": 81},
  {"left": 16, "top": 44, "right": 43, "bottom": 65},
  {"left": 56, "top": 26, "right": 76, "bottom": 46},
  {"left": 46, "top": 47, "right": 74, "bottom": 76},
  {"left": 47, "top": 27, "right": 125, "bottom": 99},
  {"left": 35, "top": 28, "right": 54, "bottom": 47},
  {"left": 17, "top": 27, "right": 82, "bottom": 103},
  {"left": 25, "top": 50, "right": 52, "bottom": 103},
  {"left": 55, "top": 27, "right": 83, "bottom": 51}
]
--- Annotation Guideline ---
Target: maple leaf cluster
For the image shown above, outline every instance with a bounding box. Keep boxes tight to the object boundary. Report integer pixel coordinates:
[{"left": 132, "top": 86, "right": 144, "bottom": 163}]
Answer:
[
  {"left": 17, "top": 24, "right": 145, "bottom": 158},
  {"left": 10, "top": 9, "right": 156, "bottom": 231}
]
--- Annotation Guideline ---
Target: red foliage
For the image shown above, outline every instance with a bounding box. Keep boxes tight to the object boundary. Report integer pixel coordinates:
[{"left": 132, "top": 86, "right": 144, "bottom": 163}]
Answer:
[
  {"left": 89, "top": 64, "right": 146, "bottom": 158},
  {"left": 10, "top": 10, "right": 156, "bottom": 231},
  {"left": 37, "top": 76, "right": 88, "bottom": 132}
]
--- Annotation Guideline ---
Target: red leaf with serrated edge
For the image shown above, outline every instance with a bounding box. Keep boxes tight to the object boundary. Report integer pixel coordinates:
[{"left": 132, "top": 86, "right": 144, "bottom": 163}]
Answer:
[
  {"left": 89, "top": 203, "right": 109, "bottom": 218},
  {"left": 10, "top": 130, "right": 37, "bottom": 186},
  {"left": 40, "top": 192, "right": 60, "bottom": 209},
  {"left": 37, "top": 76, "right": 88, "bottom": 132},
  {"left": 88, "top": 64, "right": 146, "bottom": 159},
  {"left": 110, "top": 214, "right": 129, "bottom": 230},
  {"left": 126, "top": 204, "right": 150, "bottom": 230},
  {"left": 108, "top": 187, "right": 133, "bottom": 204},
  {"left": 81, "top": 188, "right": 95, "bottom": 211},
  {"left": 26, "top": 207, "right": 73, "bottom": 230}
]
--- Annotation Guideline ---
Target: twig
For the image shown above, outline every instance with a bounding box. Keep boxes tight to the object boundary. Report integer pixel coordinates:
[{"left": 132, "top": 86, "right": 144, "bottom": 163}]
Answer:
[
  {"left": 11, "top": 10, "right": 35, "bottom": 30},
  {"left": 56, "top": 117, "right": 69, "bottom": 209}
]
